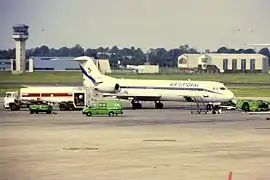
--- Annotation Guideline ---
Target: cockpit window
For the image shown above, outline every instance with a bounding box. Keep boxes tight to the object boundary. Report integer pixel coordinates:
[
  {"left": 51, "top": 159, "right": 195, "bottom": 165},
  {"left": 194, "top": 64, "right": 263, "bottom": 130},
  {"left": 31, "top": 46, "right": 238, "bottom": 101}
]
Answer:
[{"left": 220, "top": 87, "right": 226, "bottom": 90}]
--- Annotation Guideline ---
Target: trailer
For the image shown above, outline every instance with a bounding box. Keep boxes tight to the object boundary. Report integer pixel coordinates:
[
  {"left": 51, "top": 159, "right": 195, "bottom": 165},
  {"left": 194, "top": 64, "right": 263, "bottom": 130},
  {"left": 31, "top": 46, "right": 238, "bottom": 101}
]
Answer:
[{"left": 4, "top": 86, "right": 94, "bottom": 111}]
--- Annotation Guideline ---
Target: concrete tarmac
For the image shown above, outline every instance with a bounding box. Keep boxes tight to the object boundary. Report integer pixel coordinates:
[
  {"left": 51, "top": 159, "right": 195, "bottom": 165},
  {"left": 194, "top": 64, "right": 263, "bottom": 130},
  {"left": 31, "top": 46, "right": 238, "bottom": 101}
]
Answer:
[{"left": 1, "top": 99, "right": 270, "bottom": 180}]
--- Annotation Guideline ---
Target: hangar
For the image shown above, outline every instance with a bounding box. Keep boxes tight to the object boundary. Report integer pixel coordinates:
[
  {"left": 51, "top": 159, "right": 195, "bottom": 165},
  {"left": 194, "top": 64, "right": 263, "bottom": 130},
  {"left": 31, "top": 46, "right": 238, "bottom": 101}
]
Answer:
[{"left": 177, "top": 53, "right": 269, "bottom": 73}]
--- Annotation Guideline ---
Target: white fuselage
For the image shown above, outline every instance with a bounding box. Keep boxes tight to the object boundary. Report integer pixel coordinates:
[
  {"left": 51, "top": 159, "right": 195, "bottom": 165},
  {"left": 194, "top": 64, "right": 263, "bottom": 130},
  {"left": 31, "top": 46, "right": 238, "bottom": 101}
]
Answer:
[{"left": 94, "top": 76, "right": 235, "bottom": 103}]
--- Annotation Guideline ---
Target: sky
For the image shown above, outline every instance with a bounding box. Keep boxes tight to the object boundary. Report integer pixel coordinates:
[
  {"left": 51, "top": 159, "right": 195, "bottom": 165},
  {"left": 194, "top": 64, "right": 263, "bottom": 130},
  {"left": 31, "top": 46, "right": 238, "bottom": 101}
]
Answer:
[{"left": 0, "top": 0, "right": 270, "bottom": 52}]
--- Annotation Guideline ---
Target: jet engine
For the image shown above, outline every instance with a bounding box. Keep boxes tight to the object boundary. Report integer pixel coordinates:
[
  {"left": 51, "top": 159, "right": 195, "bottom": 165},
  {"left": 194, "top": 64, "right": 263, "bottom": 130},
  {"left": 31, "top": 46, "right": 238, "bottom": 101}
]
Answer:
[
  {"left": 95, "top": 83, "right": 121, "bottom": 93},
  {"left": 114, "top": 83, "right": 121, "bottom": 92}
]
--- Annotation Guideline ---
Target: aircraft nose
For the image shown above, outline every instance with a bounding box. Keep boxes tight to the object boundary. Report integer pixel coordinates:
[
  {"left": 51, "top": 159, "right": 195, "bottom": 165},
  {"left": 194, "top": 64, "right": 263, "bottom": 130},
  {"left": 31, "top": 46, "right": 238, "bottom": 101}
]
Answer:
[{"left": 227, "top": 90, "right": 235, "bottom": 100}]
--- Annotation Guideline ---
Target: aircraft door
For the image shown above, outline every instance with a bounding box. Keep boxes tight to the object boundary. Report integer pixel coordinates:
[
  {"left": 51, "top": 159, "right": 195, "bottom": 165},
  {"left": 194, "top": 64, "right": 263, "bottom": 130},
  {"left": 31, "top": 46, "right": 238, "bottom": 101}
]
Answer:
[{"left": 74, "top": 93, "right": 85, "bottom": 106}]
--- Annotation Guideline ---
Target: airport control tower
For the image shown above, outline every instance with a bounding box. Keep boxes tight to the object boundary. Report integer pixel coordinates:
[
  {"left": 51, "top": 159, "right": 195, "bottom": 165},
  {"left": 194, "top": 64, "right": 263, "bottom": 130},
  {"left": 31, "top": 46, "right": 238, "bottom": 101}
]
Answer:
[{"left": 12, "top": 24, "right": 29, "bottom": 74}]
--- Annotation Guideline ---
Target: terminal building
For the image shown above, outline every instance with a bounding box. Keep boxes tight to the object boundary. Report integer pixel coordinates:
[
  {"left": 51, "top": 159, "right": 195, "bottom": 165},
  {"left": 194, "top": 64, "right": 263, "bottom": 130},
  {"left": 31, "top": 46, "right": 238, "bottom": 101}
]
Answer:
[
  {"left": 0, "top": 57, "right": 112, "bottom": 74},
  {"left": 28, "top": 57, "right": 82, "bottom": 71},
  {"left": 0, "top": 59, "right": 12, "bottom": 71},
  {"left": 28, "top": 57, "right": 112, "bottom": 74},
  {"left": 177, "top": 53, "right": 269, "bottom": 73}
]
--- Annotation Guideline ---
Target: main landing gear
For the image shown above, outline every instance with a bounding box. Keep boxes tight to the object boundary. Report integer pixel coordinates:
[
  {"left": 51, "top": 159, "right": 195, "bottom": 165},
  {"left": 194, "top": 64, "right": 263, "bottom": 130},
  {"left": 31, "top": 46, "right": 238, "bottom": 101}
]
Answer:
[
  {"left": 131, "top": 99, "right": 164, "bottom": 109},
  {"left": 155, "top": 101, "right": 163, "bottom": 109},
  {"left": 131, "top": 99, "right": 142, "bottom": 109}
]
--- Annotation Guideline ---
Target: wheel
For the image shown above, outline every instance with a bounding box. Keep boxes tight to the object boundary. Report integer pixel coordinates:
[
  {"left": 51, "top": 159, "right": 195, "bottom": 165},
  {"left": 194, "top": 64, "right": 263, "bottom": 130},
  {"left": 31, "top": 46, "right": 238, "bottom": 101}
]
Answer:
[
  {"left": 155, "top": 102, "right": 163, "bottom": 109},
  {"left": 10, "top": 104, "right": 18, "bottom": 111},
  {"left": 46, "top": 110, "right": 52, "bottom": 114},
  {"left": 68, "top": 103, "right": 75, "bottom": 111},
  {"left": 132, "top": 103, "right": 136, "bottom": 110},
  {"left": 59, "top": 104, "right": 66, "bottom": 111},
  {"left": 86, "top": 112, "right": 92, "bottom": 117},
  {"left": 30, "top": 111, "right": 34, "bottom": 114},
  {"left": 108, "top": 111, "right": 114, "bottom": 117},
  {"left": 35, "top": 111, "right": 39, "bottom": 114},
  {"left": 242, "top": 103, "right": 250, "bottom": 112},
  {"left": 132, "top": 103, "right": 142, "bottom": 109}
]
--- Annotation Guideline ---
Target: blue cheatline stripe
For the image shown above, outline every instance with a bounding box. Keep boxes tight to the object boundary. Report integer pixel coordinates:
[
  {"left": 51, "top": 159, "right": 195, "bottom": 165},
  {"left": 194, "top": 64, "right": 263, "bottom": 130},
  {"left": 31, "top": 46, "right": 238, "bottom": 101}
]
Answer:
[
  {"left": 119, "top": 86, "right": 221, "bottom": 94},
  {"left": 79, "top": 64, "right": 97, "bottom": 84},
  {"left": 80, "top": 68, "right": 222, "bottom": 95}
]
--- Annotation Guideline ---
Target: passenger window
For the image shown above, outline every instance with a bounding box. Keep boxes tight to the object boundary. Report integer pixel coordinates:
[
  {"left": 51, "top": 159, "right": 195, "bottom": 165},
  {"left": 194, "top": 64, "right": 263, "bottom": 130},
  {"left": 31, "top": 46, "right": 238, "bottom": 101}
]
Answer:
[
  {"left": 220, "top": 87, "right": 226, "bottom": 90},
  {"left": 99, "top": 103, "right": 106, "bottom": 107}
]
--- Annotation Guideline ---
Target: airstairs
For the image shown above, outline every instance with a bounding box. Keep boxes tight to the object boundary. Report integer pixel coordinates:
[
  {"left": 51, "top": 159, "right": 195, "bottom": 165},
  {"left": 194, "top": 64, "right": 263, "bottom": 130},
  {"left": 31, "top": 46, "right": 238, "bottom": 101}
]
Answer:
[{"left": 190, "top": 91, "right": 208, "bottom": 114}]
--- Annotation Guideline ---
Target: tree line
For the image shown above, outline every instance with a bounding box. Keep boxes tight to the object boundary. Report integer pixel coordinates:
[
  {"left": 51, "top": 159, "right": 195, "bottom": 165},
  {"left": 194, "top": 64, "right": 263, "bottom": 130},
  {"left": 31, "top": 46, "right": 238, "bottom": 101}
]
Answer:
[{"left": 0, "top": 44, "right": 269, "bottom": 67}]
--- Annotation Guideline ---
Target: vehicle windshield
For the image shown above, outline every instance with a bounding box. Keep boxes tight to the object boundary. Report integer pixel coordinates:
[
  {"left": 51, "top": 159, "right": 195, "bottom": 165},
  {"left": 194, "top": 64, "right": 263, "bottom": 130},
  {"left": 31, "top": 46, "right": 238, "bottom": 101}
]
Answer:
[
  {"left": 220, "top": 87, "right": 226, "bottom": 90},
  {"left": 6, "top": 93, "right": 12, "bottom": 97}
]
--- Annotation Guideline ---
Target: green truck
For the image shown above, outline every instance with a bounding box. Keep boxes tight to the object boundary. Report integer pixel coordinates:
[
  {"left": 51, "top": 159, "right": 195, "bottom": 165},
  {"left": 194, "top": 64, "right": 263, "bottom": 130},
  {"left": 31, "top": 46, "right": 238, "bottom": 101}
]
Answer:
[
  {"left": 29, "top": 101, "right": 53, "bottom": 114},
  {"left": 235, "top": 99, "right": 270, "bottom": 112},
  {"left": 82, "top": 99, "right": 123, "bottom": 117}
]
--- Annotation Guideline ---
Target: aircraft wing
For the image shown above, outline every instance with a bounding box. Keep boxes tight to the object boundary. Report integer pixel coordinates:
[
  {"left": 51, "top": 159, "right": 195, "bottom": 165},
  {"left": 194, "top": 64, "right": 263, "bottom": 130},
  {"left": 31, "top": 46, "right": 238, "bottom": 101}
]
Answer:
[
  {"left": 102, "top": 91, "right": 162, "bottom": 101},
  {"left": 219, "top": 105, "right": 236, "bottom": 110}
]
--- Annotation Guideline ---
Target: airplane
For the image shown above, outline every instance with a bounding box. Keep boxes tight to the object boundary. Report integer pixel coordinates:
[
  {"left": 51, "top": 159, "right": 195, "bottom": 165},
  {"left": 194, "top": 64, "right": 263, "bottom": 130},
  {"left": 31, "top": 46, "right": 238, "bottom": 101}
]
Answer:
[{"left": 77, "top": 57, "right": 235, "bottom": 110}]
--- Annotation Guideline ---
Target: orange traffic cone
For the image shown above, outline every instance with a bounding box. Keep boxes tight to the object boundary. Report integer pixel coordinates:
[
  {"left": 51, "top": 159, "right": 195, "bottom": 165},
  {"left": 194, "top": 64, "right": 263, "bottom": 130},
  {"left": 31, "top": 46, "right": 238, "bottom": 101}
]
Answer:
[{"left": 228, "top": 172, "right": 232, "bottom": 180}]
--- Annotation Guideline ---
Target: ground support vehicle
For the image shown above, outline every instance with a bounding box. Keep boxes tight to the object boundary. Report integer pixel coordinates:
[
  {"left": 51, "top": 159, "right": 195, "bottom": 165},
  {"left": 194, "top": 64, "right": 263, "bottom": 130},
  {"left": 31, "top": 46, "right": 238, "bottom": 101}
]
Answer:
[
  {"left": 29, "top": 101, "right": 53, "bottom": 114},
  {"left": 8, "top": 99, "right": 37, "bottom": 111},
  {"left": 82, "top": 99, "right": 123, "bottom": 117},
  {"left": 235, "top": 99, "right": 269, "bottom": 112}
]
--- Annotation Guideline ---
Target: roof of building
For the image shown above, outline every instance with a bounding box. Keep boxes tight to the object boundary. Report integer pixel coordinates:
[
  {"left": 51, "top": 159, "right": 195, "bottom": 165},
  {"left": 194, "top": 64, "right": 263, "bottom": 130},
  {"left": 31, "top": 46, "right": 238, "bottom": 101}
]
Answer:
[{"left": 179, "top": 53, "right": 268, "bottom": 59}]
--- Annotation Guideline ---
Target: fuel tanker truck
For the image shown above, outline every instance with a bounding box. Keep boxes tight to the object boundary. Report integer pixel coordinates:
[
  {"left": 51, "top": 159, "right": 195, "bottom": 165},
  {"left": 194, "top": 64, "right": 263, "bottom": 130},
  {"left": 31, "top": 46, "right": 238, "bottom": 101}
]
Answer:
[{"left": 4, "top": 86, "right": 94, "bottom": 111}]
